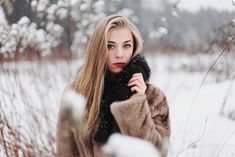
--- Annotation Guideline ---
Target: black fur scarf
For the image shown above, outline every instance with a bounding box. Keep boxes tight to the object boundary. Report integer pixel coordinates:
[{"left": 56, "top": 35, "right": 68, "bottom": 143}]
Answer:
[{"left": 94, "top": 54, "right": 151, "bottom": 143}]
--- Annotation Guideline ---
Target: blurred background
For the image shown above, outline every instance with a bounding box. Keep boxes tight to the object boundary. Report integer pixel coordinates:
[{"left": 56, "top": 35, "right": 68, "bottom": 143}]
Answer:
[
  {"left": 0, "top": 0, "right": 235, "bottom": 58},
  {"left": 0, "top": 0, "right": 235, "bottom": 157}
]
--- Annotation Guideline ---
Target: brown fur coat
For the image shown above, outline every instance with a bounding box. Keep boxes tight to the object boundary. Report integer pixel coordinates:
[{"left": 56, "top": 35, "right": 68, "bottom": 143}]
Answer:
[{"left": 56, "top": 84, "right": 170, "bottom": 157}]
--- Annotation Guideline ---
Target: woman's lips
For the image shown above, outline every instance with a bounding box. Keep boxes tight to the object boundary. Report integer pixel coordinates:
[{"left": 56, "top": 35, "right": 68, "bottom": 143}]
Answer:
[{"left": 113, "top": 62, "right": 125, "bottom": 67}]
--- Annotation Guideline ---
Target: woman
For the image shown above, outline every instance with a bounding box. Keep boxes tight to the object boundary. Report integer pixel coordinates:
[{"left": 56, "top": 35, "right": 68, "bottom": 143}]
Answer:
[{"left": 56, "top": 14, "right": 170, "bottom": 157}]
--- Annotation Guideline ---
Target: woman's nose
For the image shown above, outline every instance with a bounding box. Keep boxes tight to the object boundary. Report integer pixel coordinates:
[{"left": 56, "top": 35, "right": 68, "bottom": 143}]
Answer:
[{"left": 115, "top": 47, "right": 124, "bottom": 58}]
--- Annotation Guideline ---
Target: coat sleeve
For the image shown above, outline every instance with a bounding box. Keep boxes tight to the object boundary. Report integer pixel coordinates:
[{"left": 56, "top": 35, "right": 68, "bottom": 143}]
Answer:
[
  {"left": 110, "top": 86, "right": 170, "bottom": 152},
  {"left": 56, "top": 94, "right": 80, "bottom": 157}
]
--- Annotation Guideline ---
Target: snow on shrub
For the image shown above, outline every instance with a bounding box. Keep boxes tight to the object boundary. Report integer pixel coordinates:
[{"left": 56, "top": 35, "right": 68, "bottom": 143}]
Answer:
[
  {"left": 0, "top": 0, "right": 136, "bottom": 57},
  {"left": 102, "top": 133, "right": 160, "bottom": 157},
  {"left": 0, "top": 16, "right": 63, "bottom": 56},
  {"left": 30, "top": 0, "right": 135, "bottom": 55}
]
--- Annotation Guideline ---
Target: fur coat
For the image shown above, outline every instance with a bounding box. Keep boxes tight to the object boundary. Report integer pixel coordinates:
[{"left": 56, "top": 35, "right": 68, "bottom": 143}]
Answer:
[{"left": 56, "top": 55, "right": 171, "bottom": 157}]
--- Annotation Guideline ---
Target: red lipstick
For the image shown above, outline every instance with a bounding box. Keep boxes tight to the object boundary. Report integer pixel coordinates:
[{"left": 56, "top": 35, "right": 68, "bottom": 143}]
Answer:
[{"left": 113, "top": 62, "right": 125, "bottom": 67}]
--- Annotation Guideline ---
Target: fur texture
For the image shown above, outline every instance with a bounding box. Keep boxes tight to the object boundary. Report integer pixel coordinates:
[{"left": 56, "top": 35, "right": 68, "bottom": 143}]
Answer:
[{"left": 57, "top": 85, "right": 170, "bottom": 157}]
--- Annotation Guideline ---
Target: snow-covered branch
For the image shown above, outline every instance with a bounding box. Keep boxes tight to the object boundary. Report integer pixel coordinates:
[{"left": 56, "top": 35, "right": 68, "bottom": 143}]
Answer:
[
  {"left": 30, "top": 0, "right": 134, "bottom": 55},
  {"left": 0, "top": 16, "right": 63, "bottom": 56}
]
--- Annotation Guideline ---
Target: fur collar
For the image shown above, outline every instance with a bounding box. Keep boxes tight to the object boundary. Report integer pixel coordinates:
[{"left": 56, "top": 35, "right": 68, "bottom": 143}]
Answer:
[{"left": 106, "top": 54, "right": 150, "bottom": 85}]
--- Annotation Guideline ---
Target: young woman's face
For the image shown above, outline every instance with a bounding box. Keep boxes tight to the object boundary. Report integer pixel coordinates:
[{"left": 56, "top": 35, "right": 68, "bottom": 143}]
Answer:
[{"left": 106, "top": 27, "right": 134, "bottom": 74}]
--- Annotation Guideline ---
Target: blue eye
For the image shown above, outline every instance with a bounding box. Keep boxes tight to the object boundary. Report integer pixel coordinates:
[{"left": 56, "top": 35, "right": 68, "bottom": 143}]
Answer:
[
  {"left": 124, "top": 44, "right": 131, "bottom": 48},
  {"left": 107, "top": 44, "right": 114, "bottom": 49}
]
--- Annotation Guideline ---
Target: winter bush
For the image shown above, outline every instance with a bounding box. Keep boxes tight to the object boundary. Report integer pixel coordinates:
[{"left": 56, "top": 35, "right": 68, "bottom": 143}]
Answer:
[
  {"left": 32, "top": 0, "right": 137, "bottom": 55},
  {"left": 0, "top": 0, "right": 136, "bottom": 58},
  {"left": 0, "top": 16, "right": 63, "bottom": 56}
]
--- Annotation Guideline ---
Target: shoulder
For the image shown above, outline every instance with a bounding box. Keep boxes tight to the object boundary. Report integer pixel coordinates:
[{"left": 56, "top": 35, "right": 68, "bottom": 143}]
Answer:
[{"left": 58, "top": 83, "right": 84, "bottom": 124}]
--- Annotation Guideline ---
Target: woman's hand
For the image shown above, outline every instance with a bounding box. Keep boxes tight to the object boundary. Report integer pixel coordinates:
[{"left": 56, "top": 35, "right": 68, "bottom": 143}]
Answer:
[{"left": 127, "top": 73, "right": 147, "bottom": 95}]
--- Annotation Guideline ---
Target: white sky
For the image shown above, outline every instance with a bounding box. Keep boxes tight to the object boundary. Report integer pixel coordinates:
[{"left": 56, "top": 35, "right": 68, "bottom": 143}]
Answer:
[
  {"left": 171, "top": 0, "right": 235, "bottom": 12},
  {"left": 144, "top": 0, "right": 235, "bottom": 13}
]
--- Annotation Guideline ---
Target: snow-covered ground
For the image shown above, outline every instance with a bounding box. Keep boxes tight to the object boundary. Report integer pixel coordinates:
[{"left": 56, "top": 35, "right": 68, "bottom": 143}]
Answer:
[
  {"left": 0, "top": 53, "right": 235, "bottom": 157},
  {"left": 146, "top": 53, "right": 235, "bottom": 157}
]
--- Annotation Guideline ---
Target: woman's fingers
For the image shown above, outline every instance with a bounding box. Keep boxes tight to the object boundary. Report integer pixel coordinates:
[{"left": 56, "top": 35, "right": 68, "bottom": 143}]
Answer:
[
  {"left": 128, "top": 73, "right": 146, "bottom": 95},
  {"left": 131, "top": 86, "right": 141, "bottom": 93},
  {"left": 130, "top": 85, "right": 146, "bottom": 95},
  {"left": 128, "top": 73, "right": 144, "bottom": 84},
  {"left": 130, "top": 73, "right": 143, "bottom": 81},
  {"left": 128, "top": 79, "right": 142, "bottom": 87}
]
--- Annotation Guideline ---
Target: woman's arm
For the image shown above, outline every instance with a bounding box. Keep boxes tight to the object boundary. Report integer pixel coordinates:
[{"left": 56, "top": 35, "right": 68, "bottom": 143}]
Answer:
[
  {"left": 56, "top": 116, "right": 80, "bottom": 157},
  {"left": 110, "top": 85, "right": 170, "bottom": 154}
]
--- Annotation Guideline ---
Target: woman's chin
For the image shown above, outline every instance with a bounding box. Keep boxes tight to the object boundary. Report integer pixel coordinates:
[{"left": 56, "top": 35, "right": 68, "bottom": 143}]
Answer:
[{"left": 109, "top": 67, "right": 123, "bottom": 74}]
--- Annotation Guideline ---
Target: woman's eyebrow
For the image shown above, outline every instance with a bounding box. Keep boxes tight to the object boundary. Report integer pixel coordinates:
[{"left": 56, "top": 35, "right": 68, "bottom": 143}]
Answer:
[
  {"left": 108, "top": 41, "right": 116, "bottom": 44},
  {"left": 124, "top": 40, "right": 132, "bottom": 43},
  {"left": 108, "top": 40, "right": 132, "bottom": 44}
]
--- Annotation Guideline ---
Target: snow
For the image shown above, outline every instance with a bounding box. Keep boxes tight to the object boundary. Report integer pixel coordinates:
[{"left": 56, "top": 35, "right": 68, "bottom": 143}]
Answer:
[
  {"left": 149, "top": 27, "right": 168, "bottom": 39},
  {"left": 46, "top": 4, "right": 58, "bottom": 20},
  {"left": 145, "top": 53, "right": 235, "bottom": 157},
  {"left": 31, "top": 0, "right": 37, "bottom": 8},
  {"left": 30, "top": 0, "right": 110, "bottom": 54},
  {"left": 18, "top": 16, "right": 30, "bottom": 26},
  {"left": 0, "top": 59, "right": 84, "bottom": 156},
  {"left": 56, "top": 7, "right": 68, "bottom": 19},
  {"left": 103, "top": 133, "right": 160, "bottom": 157},
  {"left": 0, "top": 6, "right": 7, "bottom": 25},
  {"left": 1, "top": 53, "right": 235, "bottom": 156},
  {"left": 46, "top": 22, "right": 64, "bottom": 38},
  {"left": 80, "top": 3, "right": 89, "bottom": 11},
  {"left": 232, "top": 19, "right": 235, "bottom": 24},
  {"left": 117, "top": 8, "right": 134, "bottom": 18},
  {"left": 93, "top": 0, "right": 105, "bottom": 13},
  {"left": 141, "top": 0, "right": 166, "bottom": 12},
  {"left": 169, "top": 0, "right": 235, "bottom": 13},
  {"left": 144, "top": 0, "right": 235, "bottom": 13},
  {"left": 0, "top": 16, "right": 62, "bottom": 55},
  {"left": 70, "top": 0, "right": 80, "bottom": 6},
  {"left": 37, "top": 0, "right": 49, "bottom": 12},
  {"left": 61, "top": 89, "right": 86, "bottom": 121}
]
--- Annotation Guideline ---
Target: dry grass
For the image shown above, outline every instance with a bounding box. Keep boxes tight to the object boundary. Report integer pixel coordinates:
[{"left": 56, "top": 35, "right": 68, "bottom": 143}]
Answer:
[{"left": 0, "top": 55, "right": 78, "bottom": 157}]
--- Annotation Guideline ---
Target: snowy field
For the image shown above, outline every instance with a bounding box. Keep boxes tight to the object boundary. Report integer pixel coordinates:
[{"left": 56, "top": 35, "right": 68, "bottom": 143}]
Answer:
[
  {"left": 0, "top": 52, "right": 235, "bottom": 157},
  {"left": 149, "top": 53, "right": 235, "bottom": 157}
]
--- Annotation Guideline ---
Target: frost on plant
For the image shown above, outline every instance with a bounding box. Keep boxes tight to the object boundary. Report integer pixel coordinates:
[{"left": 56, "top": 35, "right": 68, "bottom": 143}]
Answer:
[
  {"left": 29, "top": 0, "right": 135, "bottom": 55},
  {"left": 0, "top": 16, "right": 63, "bottom": 56},
  {"left": 0, "top": 0, "right": 135, "bottom": 57}
]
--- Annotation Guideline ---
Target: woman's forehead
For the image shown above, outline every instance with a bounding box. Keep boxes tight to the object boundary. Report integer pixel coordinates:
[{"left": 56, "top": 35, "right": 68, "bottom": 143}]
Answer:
[{"left": 108, "top": 27, "right": 133, "bottom": 42}]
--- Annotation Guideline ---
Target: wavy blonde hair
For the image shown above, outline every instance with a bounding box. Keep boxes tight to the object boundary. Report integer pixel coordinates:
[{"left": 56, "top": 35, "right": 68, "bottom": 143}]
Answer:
[{"left": 73, "top": 14, "right": 143, "bottom": 132}]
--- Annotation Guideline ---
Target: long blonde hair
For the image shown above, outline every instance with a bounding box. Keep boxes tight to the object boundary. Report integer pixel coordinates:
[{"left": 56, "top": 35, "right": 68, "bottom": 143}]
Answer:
[{"left": 73, "top": 14, "right": 143, "bottom": 132}]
